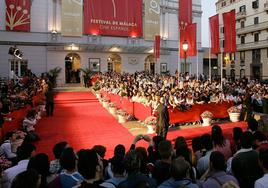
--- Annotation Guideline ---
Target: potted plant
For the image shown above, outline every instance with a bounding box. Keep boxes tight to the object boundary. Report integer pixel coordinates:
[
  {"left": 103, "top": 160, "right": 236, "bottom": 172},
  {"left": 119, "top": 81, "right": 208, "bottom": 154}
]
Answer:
[
  {"left": 200, "top": 111, "right": 213, "bottom": 126},
  {"left": 48, "top": 67, "right": 61, "bottom": 88},
  {"left": 117, "top": 109, "right": 128, "bottom": 123},
  {"left": 144, "top": 116, "right": 157, "bottom": 134},
  {"left": 227, "top": 106, "right": 241, "bottom": 122},
  {"left": 80, "top": 68, "right": 93, "bottom": 88}
]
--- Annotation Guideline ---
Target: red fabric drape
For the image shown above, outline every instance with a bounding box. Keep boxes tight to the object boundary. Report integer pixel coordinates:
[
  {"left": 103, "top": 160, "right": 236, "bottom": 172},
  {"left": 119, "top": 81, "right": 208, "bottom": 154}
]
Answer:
[
  {"left": 209, "top": 14, "right": 220, "bottom": 54},
  {"left": 179, "top": 0, "right": 192, "bottom": 28},
  {"left": 154, "top": 35, "right": 160, "bottom": 59},
  {"left": 180, "top": 23, "right": 197, "bottom": 58},
  {"left": 84, "top": 0, "right": 142, "bottom": 37},
  {"left": 6, "top": 0, "right": 31, "bottom": 31},
  {"left": 223, "top": 10, "right": 237, "bottom": 53}
]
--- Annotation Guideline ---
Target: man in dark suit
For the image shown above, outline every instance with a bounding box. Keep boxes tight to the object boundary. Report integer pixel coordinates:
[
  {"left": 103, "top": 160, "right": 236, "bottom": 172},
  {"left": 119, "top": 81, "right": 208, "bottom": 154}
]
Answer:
[{"left": 155, "top": 96, "right": 170, "bottom": 140}]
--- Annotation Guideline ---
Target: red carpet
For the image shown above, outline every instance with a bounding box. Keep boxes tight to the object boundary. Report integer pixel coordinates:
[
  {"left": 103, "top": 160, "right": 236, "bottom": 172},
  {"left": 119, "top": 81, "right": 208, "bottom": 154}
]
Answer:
[{"left": 35, "top": 92, "right": 248, "bottom": 159}]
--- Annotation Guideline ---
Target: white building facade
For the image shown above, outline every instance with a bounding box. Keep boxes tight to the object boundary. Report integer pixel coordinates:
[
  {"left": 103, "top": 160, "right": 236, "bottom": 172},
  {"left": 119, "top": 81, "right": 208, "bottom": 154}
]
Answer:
[
  {"left": 0, "top": 0, "right": 203, "bottom": 86},
  {"left": 216, "top": 0, "right": 268, "bottom": 80}
]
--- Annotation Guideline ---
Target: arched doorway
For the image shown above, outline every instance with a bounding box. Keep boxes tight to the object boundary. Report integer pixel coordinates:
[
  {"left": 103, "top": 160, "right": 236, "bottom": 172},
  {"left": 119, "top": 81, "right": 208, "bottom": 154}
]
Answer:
[
  {"left": 65, "top": 53, "right": 81, "bottom": 83},
  {"left": 107, "top": 54, "right": 122, "bottom": 73},
  {"left": 145, "top": 55, "right": 155, "bottom": 74}
]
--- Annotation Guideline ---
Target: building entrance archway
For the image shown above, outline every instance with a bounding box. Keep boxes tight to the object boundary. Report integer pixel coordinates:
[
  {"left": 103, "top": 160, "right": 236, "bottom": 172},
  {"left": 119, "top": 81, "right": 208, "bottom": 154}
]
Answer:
[
  {"left": 107, "top": 54, "right": 122, "bottom": 73},
  {"left": 65, "top": 53, "right": 81, "bottom": 83},
  {"left": 145, "top": 55, "right": 155, "bottom": 74}
]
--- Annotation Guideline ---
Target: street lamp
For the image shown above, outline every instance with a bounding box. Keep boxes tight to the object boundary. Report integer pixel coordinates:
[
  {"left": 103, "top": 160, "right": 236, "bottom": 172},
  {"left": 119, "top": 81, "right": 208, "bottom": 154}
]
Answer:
[{"left": 182, "top": 40, "right": 188, "bottom": 74}]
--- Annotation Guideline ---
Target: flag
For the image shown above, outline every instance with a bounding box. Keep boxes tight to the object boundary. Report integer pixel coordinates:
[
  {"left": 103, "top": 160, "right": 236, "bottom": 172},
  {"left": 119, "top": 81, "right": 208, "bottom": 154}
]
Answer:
[
  {"left": 180, "top": 23, "right": 197, "bottom": 58},
  {"left": 223, "top": 10, "right": 237, "bottom": 53},
  {"left": 154, "top": 35, "right": 161, "bottom": 58},
  {"left": 209, "top": 14, "right": 220, "bottom": 54},
  {"left": 179, "top": 0, "right": 192, "bottom": 29},
  {"left": 6, "top": 0, "right": 31, "bottom": 31}
]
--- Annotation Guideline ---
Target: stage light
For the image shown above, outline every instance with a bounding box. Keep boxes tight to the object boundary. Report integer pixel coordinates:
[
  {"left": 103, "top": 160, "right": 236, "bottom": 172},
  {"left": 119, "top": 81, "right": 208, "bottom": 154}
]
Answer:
[{"left": 8, "top": 47, "right": 23, "bottom": 59}]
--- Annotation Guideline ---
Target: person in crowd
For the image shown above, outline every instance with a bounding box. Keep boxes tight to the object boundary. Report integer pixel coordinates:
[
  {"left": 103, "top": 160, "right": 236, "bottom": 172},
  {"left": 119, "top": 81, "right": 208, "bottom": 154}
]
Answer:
[
  {"left": 152, "top": 140, "right": 173, "bottom": 185},
  {"left": 255, "top": 149, "right": 268, "bottom": 188},
  {"left": 45, "top": 86, "right": 54, "bottom": 117},
  {"left": 211, "top": 125, "right": 232, "bottom": 160},
  {"left": 262, "top": 92, "right": 268, "bottom": 114},
  {"left": 197, "top": 134, "right": 213, "bottom": 178},
  {"left": 2, "top": 143, "right": 36, "bottom": 188},
  {"left": 50, "top": 141, "right": 69, "bottom": 174},
  {"left": 230, "top": 127, "right": 243, "bottom": 154},
  {"left": 77, "top": 149, "right": 104, "bottom": 188},
  {"left": 248, "top": 118, "right": 259, "bottom": 134},
  {"left": 100, "top": 155, "right": 126, "bottom": 188},
  {"left": 27, "top": 153, "right": 57, "bottom": 188},
  {"left": 0, "top": 132, "right": 17, "bottom": 162},
  {"left": 158, "top": 157, "right": 198, "bottom": 188},
  {"left": 92, "top": 145, "right": 108, "bottom": 176},
  {"left": 155, "top": 96, "right": 170, "bottom": 139},
  {"left": 200, "top": 151, "right": 239, "bottom": 188},
  {"left": 118, "top": 150, "right": 157, "bottom": 188},
  {"left": 22, "top": 110, "right": 39, "bottom": 141},
  {"left": 59, "top": 147, "right": 84, "bottom": 188},
  {"left": 231, "top": 131, "right": 263, "bottom": 188},
  {"left": 191, "top": 136, "right": 202, "bottom": 166},
  {"left": 252, "top": 131, "right": 268, "bottom": 151},
  {"left": 11, "top": 169, "right": 41, "bottom": 188}
]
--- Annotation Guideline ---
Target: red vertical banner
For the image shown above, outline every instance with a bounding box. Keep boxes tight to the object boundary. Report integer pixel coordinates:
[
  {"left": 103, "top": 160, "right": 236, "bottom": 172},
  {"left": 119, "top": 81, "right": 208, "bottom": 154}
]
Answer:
[
  {"left": 84, "top": 0, "right": 142, "bottom": 37},
  {"left": 223, "top": 10, "right": 237, "bottom": 53},
  {"left": 179, "top": 0, "right": 192, "bottom": 28},
  {"left": 180, "top": 23, "right": 197, "bottom": 58},
  {"left": 154, "top": 35, "right": 161, "bottom": 58},
  {"left": 209, "top": 14, "right": 220, "bottom": 54},
  {"left": 5, "top": 0, "right": 31, "bottom": 32}
]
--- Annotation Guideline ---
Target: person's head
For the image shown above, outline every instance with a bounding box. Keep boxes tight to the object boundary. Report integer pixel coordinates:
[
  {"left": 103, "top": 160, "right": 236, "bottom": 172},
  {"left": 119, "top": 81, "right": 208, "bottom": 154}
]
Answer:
[
  {"left": 248, "top": 118, "right": 258, "bottom": 132},
  {"left": 123, "top": 150, "right": 141, "bottom": 174},
  {"left": 5, "top": 131, "right": 16, "bottom": 142},
  {"left": 16, "top": 143, "right": 36, "bottom": 161},
  {"left": 60, "top": 147, "right": 77, "bottom": 172},
  {"left": 259, "top": 149, "right": 268, "bottom": 171},
  {"left": 11, "top": 170, "right": 41, "bottom": 188},
  {"left": 27, "top": 153, "right": 50, "bottom": 176},
  {"left": 52, "top": 141, "right": 68, "bottom": 159},
  {"left": 170, "top": 157, "right": 191, "bottom": 180},
  {"left": 78, "top": 149, "right": 103, "bottom": 180},
  {"left": 113, "top": 144, "right": 125, "bottom": 158},
  {"left": 233, "top": 127, "right": 243, "bottom": 142},
  {"left": 253, "top": 131, "right": 267, "bottom": 148},
  {"left": 240, "top": 131, "right": 253, "bottom": 149},
  {"left": 192, "top": 137, "right": 202, "bottom": 153},
  {"left": 201, "top": 134, "right": 213, "bottom": 151},
  {"left": 152, "top": 135, "right": 164, "bottom": 151},
  {"left": 210, "top": 151, "right": 226, "bottom": 171},
  {"left": 92, "top": 145, "right": 106, "bottom": 159},
  {"left": 158, "top": 140, "right": 173, "bottom": 160},
  {"left": 174, "top": 136, "right": 187, "bottom": 150},
  {"left": 110, "top": 155, "right": 125, "bottom": 175},
  {"left": 211, "top": 125, "right": 225, "bottom": 147}
]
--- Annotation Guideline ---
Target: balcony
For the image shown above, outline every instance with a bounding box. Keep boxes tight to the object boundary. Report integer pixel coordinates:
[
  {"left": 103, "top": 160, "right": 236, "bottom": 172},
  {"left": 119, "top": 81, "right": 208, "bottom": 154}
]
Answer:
[
  {"left": 237, "top": 39, "right": 268, "bottom": 51},
  {"left": 236, "top": 11, "right": 247, "bottom": 20},
  {"left": 237, "top": 21, "right": 268, "bottom": 35},
  {"left": 265, "top": 1, "right": 268, "bottom": 12}
]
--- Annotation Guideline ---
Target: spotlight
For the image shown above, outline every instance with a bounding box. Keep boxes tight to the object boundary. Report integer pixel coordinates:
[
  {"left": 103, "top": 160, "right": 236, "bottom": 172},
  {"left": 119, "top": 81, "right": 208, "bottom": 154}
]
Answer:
[{"left": 8, "top": 47, "right": 23, "bottom": 59}]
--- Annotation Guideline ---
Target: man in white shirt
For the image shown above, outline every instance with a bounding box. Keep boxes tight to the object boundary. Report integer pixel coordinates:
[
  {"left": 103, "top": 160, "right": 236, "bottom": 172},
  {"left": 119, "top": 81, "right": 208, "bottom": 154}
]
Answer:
[
  {"left": 0, "top": 132, "right": 17, "bottom": 160},
  {"left": 2, "top": 143, "right": 36, "bottom": 188},
  {"left": 255, "top": 149, "right": 268, "bottom": 188}
]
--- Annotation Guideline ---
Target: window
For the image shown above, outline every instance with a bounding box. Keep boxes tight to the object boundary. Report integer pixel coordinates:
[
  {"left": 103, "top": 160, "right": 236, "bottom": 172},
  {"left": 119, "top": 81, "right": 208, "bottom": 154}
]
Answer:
[
  {"left": 254, "top": 33, "right": 259, "bottom": 42},
  {"left": 107, "top": 62, "right": 113, "bottom": 72},
  {"left": 240, "top": 51, "right": 245, "bottom": 60},
  {"left": 230, "top": 0, "right": 235, "bottom": 3},
  {"left": 252, "top": 0, "right": 259, "bottom": 9},
  {"left": 230, "top": 69, "right": 236, "bottom": 80},
  {"left": 252, "top": 49, "right": 261, "bottom": 63},
  {"left": 240, "top": 69, "right": 245, "bottom": 78},
  {"left": 220, "top": 27, "right": 224, "bottom": 34},
  {"left": 254, "top": 17, "right": 259, "bottom": 25},
  {"left": 239, "top": 5, "right": 246, "bottom": 12},
  {"left": 241, "top": 36, "right": 245, "bottom": 44},
  {"left": 222, "top": 1, "right": 226, "bottom": 7},
  {"left": 231, "top": 53, "right": 236, "bottom": 60},
  {"left": 9, "top": 59, "right": 28, "bottom": 77},
  {"left": 241, "top": 21, "right": 245, "bottom": 28}
]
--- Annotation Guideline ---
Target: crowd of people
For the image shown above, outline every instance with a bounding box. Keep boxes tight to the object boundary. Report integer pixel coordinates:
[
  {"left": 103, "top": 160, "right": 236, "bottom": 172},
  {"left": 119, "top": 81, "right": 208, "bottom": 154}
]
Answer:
[
  {"left": 0, "top": 71, "right": 268, "bottom": 188},
  {"left": 95, "top": 72, "right": 268, "bottom": 114},
  {"left": 0, "top": 120, "right": 267, "bottom": 188}
]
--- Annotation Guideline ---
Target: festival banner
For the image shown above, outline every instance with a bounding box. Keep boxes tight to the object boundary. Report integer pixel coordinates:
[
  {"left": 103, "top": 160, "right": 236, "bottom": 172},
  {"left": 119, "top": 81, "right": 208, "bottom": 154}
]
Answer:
[
  {"left": 144, "top": 0, "right": 160, "bottom": 41},
  {"left": 154, "top": 35, "right": 161, "bottom": 58},
  {"left": 209, "top": 14, "right": 220, "bottom": 54},
  {"left": 180, "top": 23, "right": 197, "bottom": 58},
  {"left": 61, "top": 0, "right": 83, "bottom": 37},
  {"left": 5, "top": 0, "right": 31, "bottom": 31},
  {"left": 223, "top": 10, "right": 237, "bottom": 53},
  {"left": 84, "top": 0, "right": 143, "bottom": 37},
  {"left": 179, "top": 0, "right": 192, "bottom": 29}
]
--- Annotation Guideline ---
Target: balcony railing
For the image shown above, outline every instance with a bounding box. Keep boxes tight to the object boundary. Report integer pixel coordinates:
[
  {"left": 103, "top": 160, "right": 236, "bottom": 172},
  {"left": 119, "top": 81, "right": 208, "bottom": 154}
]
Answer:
[
  {"left": 237, "top": 21, "right": 268, "bottom": 35},
  {"left": 236, "top": 11, "right": 247, "bottom": 20},
  {"left": 237, "top": 39, "right": 268, "bottom": 51}
]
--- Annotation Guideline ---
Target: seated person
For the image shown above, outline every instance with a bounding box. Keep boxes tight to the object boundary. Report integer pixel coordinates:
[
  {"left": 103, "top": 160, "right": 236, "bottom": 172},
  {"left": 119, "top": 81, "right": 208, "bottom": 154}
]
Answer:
[{"left": 0, "top": 132, "right": 17, "bottom": 161}]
